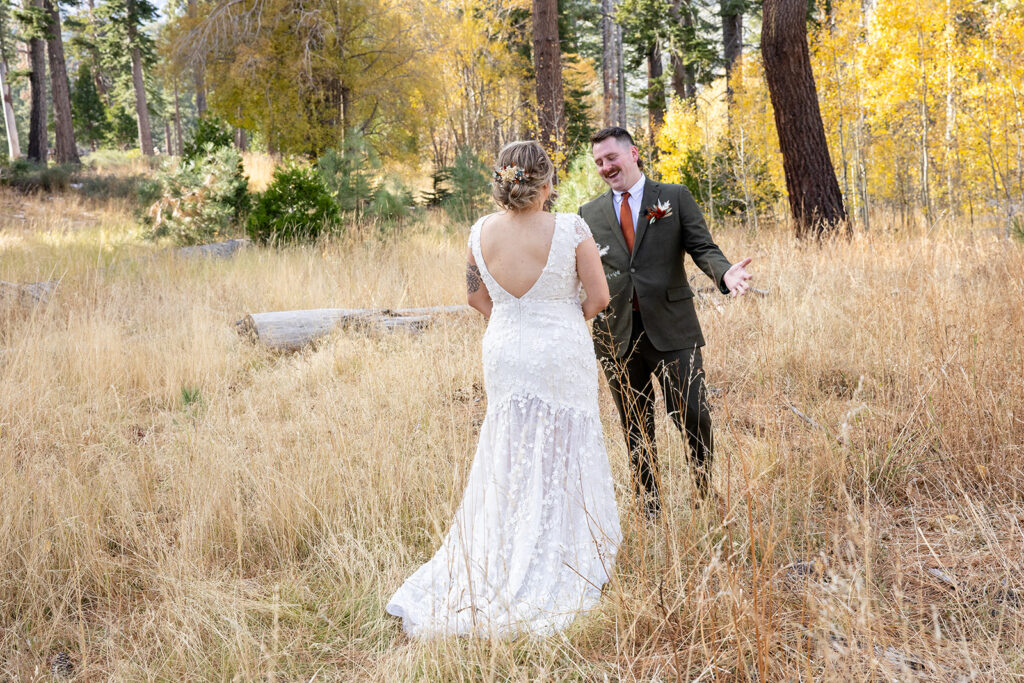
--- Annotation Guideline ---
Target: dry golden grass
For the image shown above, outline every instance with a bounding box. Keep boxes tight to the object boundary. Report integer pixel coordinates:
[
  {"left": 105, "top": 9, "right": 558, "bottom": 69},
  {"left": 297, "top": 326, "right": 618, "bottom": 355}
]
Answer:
[
  {"left": 243, "top": 153, "right": 279, "bottom": 193},
  {"left": 1, "top": 184, "right": 1022, "bottom": 680}
]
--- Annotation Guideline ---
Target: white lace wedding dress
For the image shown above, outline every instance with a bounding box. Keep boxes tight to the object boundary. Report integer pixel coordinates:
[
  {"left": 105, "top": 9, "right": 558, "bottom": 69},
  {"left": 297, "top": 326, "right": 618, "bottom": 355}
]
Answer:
[{"left": 386, "top": 212, "right": 621, "bottom": 638}]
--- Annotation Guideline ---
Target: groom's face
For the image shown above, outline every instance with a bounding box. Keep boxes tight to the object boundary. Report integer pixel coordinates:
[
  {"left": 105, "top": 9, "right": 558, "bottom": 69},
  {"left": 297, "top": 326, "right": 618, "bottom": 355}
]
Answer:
[{"left": 592, "top": 138, "right": 641, "bottom": 193}]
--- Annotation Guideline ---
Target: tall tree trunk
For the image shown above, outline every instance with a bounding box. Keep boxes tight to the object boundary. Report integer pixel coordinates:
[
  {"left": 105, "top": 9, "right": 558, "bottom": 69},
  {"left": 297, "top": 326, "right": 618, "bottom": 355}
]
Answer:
[
  {"left": 722, "top": 0, "right": 743, "bottom": 101},
  {"left": 193, "top": 65, "right": 206, "bottom": 116},
  {"left": 646, "top": 40, "right": 665, "bottom": 156},
  {"left": 173, "top": 78, "right": 184, "bottom": 155},
  {"left": 27, "top": 0, "right": 47, "bottom": 164},
  {"left": 615, "top": 22, "right": 626, "bottom": 126},
  {"left": 601, "top": 0, "right": 620, "bottom": 127},
  {"left": 126, "top": 3, "right": 154, "bottom": 156},
  {"left": 761, "top": 0, "right": 846, "bottom": 237},
  {"left": 187, "top": 0, "right": 207, "bottom": 116},
  {"left": 45, "top": 0, "right": 79, "bottom": 163},
  {"left": 670, "top": 0, "right": 697, "bottom": 102},
  {"left": 0, "top": 52, "right": 20, "bottom": 158},
  {"left": 532, "top": 0, "right": 564, "bottom": 164},
  {"left": 601, "top": 0, "right": 626, "bottom": 127},
  {"left": 234, "top": 126, "right": 247, "bottom": 152}
]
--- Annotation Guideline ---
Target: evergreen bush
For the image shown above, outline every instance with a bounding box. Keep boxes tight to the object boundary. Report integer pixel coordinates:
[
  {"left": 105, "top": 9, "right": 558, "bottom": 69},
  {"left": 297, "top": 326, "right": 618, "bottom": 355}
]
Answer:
[
  {"left": 665, "top": 141, "right": 780, "bottom": 219},
  {"left": 146, "top": 143, "right": 250, "bottom": 245},
  {"left": 442, "top": 147, "right": 491, "bottom": 223},
  {"left": 247, "top": 165, "right": 340, "bottom": 244},
  {"left": 183, "top": 115, "right": 235, "bottom": 162},
  {"left": 0, "top": 160, "right": 72, "bottom": 192},
  {"left": 317, "top": 131, "right": 379, "bottom": 215}
]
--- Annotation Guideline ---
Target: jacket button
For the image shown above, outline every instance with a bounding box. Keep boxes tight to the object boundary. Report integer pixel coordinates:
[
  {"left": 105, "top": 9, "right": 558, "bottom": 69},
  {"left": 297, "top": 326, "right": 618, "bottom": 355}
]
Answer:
[{"left": 629, "top": 267, "right": 636, "bottom": 273}]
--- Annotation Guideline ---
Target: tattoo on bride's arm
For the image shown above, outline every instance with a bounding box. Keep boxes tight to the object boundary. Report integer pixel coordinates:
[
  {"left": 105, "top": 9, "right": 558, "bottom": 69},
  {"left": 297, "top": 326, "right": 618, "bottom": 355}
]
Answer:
[{"left": 466, "top": 263, "right": 483, "bottom": 294}]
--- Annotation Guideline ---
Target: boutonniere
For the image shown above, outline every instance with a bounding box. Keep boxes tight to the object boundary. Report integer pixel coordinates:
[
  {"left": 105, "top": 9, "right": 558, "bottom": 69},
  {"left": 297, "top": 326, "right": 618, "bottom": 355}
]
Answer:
[{"left": 644, "top": 199, "right": 673, "bottom": 223}]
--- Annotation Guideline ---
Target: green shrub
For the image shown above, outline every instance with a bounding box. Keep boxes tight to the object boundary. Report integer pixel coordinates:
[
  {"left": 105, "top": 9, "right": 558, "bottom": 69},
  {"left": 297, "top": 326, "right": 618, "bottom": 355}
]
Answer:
[
  {"left": 0, "top": 160, "right": 72, "bottom": 192},
  {"left": 663, "top": 140, "right": 780, "bottom": 219},
  {"left": 247, "top": 165, "right": 340, "bottom": 244},
  {"left": 442, "top": 147, "right": 491, "bottom": 222},
  {"left": 146, "top": 143, "right": 251, "bottom": 245},
  {"left": 317, "top": 131, "right": 379, "bottom": 215},
  {"left": 421, "top": 168, "right": 452, "bottom": 207},
  {"left": 370, "top": 181, "right": 413, "bottom": 223},
  {"left": 183, "top": 115, "right": 235, "bottom": 163}
]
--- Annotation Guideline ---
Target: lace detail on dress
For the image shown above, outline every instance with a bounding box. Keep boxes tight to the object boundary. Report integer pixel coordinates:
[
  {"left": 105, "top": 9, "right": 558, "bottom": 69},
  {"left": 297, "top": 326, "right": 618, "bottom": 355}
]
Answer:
[
  {"left": 572, "top": 214, "right": 593, "bottom": 247},
  {"left": 387, "top": 212, "right": 621, "bottom": 638}
]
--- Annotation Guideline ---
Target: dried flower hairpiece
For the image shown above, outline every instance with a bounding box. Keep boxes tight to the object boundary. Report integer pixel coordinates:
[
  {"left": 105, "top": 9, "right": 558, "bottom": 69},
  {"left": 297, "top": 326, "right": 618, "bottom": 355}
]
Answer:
[{"left": 493, "top": 165, "right": 529, "bottom": 184}]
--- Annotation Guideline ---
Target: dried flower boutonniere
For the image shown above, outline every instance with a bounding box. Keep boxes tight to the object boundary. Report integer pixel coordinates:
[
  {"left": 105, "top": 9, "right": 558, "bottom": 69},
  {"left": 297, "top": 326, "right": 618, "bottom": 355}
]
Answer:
[{"left": 643, "top": 199, "right": 673, "bottom": 223}]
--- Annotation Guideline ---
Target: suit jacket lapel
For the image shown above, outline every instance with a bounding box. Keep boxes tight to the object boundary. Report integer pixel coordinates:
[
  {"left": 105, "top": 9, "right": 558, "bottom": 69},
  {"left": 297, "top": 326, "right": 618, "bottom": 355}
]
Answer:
[
  {"left": 631, "top": 180, "right": 661, "bottom": 261},
  {"left": 600, "top": 189, "right": 629, "bottom": 256}
]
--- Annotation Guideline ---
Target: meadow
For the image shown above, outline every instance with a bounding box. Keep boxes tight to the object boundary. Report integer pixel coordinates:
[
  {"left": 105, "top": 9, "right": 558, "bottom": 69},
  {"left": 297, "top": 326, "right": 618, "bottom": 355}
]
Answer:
[{"left": 1, "top": 158, "right": 1022, "bottom": 680}]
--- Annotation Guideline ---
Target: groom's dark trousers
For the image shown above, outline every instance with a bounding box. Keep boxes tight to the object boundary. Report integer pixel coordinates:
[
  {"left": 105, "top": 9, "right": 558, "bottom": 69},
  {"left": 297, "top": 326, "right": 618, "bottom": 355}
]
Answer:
[{"left": 602, "top": 310, "right": 712, "bottom": 510}]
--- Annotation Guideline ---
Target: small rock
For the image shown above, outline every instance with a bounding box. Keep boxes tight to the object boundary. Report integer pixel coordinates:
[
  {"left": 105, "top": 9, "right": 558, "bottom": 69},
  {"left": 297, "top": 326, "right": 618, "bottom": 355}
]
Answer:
[{"left": 51, "top": 651, "right": 73, "bottom": 678}]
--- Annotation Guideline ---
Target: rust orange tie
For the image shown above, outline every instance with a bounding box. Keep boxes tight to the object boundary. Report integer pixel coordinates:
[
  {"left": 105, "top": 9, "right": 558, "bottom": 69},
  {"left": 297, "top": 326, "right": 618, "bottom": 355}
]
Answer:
[
  {"left": 619, "top": 191, "right": 635, "bottom": 252},
  {"left": 619, "top": 191, "right": 640, "bottom": 310}
]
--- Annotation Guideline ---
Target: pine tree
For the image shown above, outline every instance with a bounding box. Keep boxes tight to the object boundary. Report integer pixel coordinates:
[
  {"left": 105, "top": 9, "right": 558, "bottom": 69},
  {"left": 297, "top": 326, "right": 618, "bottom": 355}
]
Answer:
[
  {"left": 94, "top": 0, "right": 157, "bottom": 155},
  {"left": 71, "top": 62, "right": 106, "bottom": 148}
]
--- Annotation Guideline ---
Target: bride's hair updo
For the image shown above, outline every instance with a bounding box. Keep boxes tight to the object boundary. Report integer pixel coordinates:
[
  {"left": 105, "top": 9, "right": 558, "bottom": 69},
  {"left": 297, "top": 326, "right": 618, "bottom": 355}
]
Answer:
[{"left": 491, "top": 141, "right": 555, "bottom": 212}]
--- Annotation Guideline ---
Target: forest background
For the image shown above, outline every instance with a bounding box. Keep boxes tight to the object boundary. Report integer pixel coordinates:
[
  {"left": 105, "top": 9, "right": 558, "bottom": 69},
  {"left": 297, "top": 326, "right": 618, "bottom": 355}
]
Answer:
[
  {"left": 2, "top": 0, "right": 1024, "bottom": 679},
  {"left": 1, "top": 0, "right": 1022, "bottom": 235}
]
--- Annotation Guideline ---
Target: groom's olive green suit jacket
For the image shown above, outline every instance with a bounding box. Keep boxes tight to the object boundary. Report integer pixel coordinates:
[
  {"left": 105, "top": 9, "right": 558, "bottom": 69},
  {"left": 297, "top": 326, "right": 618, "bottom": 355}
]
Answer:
[{"left": 579, "top": 179, "right": 732, "bottom": 359}]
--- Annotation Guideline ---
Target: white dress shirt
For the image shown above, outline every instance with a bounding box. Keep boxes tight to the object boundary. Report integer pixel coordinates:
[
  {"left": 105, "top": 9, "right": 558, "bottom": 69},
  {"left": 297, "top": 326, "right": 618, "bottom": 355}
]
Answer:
[{"left": 612, "top": 174, "right": 645, "bottom": 234}]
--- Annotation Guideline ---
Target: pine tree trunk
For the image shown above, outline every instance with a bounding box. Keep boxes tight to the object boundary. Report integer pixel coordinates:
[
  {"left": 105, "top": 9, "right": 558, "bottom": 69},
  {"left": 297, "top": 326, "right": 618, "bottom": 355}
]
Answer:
[
  {"left": 601, "top": 0, "right": 616, "bottom": 126},
  {"left": 173, "top": 79, "right": 183, "bottom": 156},
  {"left": 614, "top": 23, "right": 626, "bottom": 126},
  {"left": 722, "top": 0, "right": 743, "bottom": 99},
  {"left": 194, "top": 67, "right": 206, "bottom": 116},
  {"left": 646, "top": 41, "right": 665, "bottom": 155},
  {"left": 601, "top": 0, "right": 625, "bottom": 127},
  {"left": 532, "top": 0, "right": 564, "bottom": 163},
  {"left": 45, "top": 0, "right": 79, "bottom": 164},
  {"left": 126, "top": 4, "right": 154, "bottom": 156},
  {"left": 761, "top": 0, "right": 847, "bottom": 237},
  {"left": 670, "top": 0, "right": 697, "bottom": 102},
  {"left": 187, "top": 0, "right": 206, "bottom": 116},
  {"left": 0, "top": 54, "right": 20, "bottom": 159},
  {"left": 27, "top": 0, "right": 48, "bottom": 164}
]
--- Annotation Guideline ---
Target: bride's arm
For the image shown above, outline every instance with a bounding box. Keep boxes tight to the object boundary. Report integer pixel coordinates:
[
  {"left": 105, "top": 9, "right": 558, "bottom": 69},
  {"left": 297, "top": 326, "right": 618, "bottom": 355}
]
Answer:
[
  {"left": 576, "top": 237, "right": 610, "bottom": 320},
  {"left": 466, "top": 248, "right": 492, "bottom": 319}
]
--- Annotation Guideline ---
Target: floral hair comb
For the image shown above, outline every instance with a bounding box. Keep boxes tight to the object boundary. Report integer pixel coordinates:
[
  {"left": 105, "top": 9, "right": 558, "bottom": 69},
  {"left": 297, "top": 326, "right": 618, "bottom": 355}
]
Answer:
[{"left": 493, "top": 165, "right": 529, "bottom": 184}]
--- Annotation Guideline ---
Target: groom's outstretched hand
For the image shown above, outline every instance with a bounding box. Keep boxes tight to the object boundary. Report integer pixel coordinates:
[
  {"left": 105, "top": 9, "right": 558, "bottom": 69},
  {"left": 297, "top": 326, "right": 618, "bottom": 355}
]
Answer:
[{"left": 723, "top": 257, "right": 754, "bottom": 297}]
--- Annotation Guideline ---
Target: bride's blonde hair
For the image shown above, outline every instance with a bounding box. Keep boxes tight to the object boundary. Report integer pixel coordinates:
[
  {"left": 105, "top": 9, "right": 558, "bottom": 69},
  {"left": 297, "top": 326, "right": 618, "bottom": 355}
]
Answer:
[{"left": 491, "top": 141, "right": 556, "bottom": 212}]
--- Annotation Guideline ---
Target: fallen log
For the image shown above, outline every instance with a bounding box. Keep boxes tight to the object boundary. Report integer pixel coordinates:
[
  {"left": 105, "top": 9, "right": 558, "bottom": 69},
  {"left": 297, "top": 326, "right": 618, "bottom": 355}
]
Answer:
[
  {"left": 0, "top": 280, "right": 58, "bottom": 308},
  {"left": 236, "top": 305, "right": 472, "bottom": 351},
  {"left": 174, "top": 238, "right": 251, "bottom": 259}
]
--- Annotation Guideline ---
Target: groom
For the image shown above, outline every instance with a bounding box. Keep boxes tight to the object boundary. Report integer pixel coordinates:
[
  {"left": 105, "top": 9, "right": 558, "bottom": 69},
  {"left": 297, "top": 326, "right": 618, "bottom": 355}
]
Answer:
[{"left": 580, "top": 127, "right": 753, "bottom": 518}]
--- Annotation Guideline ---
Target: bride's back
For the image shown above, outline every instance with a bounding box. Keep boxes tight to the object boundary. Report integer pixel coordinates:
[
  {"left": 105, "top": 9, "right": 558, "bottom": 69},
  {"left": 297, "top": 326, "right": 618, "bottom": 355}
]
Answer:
[{"left": 479, "top": 211, "right": 556, "bottom": 299}]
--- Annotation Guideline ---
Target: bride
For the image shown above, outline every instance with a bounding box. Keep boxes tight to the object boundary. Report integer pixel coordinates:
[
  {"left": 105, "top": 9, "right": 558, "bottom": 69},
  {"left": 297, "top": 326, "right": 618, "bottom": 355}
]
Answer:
[{"left": 386, "top": 141, "right": 621, "bottom": 638}]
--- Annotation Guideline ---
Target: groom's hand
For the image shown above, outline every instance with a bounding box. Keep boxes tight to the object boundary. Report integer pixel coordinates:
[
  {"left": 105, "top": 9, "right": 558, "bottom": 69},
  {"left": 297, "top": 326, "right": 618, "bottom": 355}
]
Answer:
[{"left": 723, "top": 257, "right": 753, "bottom": 297}]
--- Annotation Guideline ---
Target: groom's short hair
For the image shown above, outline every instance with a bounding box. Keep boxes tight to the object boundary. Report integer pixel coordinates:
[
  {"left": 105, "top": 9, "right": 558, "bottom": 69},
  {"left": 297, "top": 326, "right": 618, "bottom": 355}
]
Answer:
[
  {"left": 590, "top": 127, "right": 643, "bottom": 171},
  {"left": 590, "top": 127, "right": 635, "bottom": 147}
]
